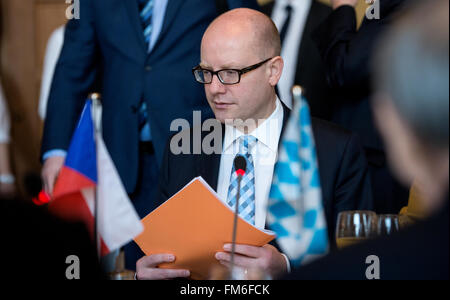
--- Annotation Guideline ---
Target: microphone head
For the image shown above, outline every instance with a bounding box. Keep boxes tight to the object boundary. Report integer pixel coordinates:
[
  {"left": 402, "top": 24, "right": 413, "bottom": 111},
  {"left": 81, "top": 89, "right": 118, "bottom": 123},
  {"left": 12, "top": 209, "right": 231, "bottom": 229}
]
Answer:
[{"left": 234, "top": 155, "right": 247, "bottom": 177}]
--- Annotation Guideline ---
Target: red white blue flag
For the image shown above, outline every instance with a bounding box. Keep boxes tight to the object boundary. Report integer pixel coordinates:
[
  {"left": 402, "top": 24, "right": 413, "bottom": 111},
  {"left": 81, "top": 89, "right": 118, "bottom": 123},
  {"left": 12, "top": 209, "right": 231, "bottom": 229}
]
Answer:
[{"left": 50, "top": 100, "right": 143, "bottom": 256}]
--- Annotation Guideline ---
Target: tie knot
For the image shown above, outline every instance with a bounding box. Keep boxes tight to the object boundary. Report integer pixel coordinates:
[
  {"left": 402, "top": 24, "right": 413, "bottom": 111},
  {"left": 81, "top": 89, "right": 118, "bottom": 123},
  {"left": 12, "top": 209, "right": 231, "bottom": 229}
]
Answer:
[{"left": 238, "top": 135, "right": 257, "bottom": 154}]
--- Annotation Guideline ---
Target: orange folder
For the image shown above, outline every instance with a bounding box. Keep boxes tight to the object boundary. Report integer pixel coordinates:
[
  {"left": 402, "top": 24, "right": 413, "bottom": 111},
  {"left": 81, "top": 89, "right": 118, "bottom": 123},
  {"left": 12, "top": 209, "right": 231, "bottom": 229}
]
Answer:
[{"left": 134, "top": 177, "right": 276, "bottom": 280}]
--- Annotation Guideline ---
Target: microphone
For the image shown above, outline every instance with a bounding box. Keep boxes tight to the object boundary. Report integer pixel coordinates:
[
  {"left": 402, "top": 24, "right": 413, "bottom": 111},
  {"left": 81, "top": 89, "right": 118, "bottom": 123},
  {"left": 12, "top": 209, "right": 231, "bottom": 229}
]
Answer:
[{"left": 230, "top": 155, "right": 246, "bottom": 278}]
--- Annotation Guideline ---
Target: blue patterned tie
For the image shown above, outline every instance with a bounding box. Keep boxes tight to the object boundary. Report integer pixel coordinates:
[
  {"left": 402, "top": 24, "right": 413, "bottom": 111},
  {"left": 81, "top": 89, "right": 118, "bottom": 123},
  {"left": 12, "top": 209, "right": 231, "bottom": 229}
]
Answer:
[
  {"left": 138, "top": 0, "right": 154, "bottom": 50},
  {"left": 227, "top": 135, "right": 258, "bottom": 225},
  {"left": 137, "top": 0, "right": 154, "bottom": 140}
]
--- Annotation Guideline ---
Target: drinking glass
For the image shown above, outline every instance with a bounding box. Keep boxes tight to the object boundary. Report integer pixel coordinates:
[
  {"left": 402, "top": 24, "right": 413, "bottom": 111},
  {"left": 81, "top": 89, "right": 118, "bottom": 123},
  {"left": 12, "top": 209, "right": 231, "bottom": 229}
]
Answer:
[
  {"left": 208, "top": 264, "right": 271, "bottom": 280},
  {"left": 377, "top": 214, "right": 400, "bottom": 236},
  {"left": 335, "top": 211, "right": 377, "bottom": 249}
]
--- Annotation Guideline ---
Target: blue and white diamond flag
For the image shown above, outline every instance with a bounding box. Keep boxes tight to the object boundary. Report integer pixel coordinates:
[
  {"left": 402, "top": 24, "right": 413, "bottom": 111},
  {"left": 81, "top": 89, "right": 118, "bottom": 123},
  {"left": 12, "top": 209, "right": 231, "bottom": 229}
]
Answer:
[{"left": 267, "top": 87, "right": 329, "bottom": 267}]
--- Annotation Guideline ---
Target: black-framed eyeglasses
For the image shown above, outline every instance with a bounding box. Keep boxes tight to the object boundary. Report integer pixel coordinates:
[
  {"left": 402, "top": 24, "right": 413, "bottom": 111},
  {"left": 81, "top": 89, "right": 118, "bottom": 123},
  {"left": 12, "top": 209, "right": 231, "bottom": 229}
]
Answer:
[{"left": 192, "top": 57, "right": 274, "bottom": 85}]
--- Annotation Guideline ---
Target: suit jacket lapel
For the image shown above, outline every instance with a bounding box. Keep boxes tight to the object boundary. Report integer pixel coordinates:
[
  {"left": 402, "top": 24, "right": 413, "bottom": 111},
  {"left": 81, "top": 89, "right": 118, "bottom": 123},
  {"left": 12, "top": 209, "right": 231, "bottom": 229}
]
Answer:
[
  {"left": 196, "top": 151, "right": 221, "bottom": 192},
  {"left": 123, "top": 0, "right": 147, "bottom": 53},
  {"left": 280, "top": 100, "right": 291, "bottom": 145},
  {"left": 295, "top": 1, "right": 315, "bottom": 84},
  {"left": 195, "top": 123, "right": 224, "bottom": 192},
  {"left": 295, "top": 0, "right": 328, "bottom": 84}
]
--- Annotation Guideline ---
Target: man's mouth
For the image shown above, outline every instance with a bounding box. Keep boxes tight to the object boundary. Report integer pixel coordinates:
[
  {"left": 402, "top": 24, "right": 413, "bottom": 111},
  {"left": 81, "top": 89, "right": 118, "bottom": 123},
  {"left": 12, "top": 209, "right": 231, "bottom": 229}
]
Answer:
[{"left": 213, "top": 102, "right": 233, "bottom": 109}]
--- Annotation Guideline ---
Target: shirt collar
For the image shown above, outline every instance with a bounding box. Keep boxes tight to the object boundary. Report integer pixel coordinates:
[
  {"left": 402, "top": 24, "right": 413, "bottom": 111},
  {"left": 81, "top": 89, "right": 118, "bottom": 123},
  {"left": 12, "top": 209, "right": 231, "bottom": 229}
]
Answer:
[{"left": 223, "top": 97, "right": 284, "bottom": 153}]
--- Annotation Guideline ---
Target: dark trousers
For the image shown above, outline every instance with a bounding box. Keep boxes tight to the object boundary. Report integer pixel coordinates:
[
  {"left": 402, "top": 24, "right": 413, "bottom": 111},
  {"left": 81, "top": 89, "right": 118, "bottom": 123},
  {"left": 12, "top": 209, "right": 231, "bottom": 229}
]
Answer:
[{"left": 124, "top": 145, "right": 159, "bottom": 271}]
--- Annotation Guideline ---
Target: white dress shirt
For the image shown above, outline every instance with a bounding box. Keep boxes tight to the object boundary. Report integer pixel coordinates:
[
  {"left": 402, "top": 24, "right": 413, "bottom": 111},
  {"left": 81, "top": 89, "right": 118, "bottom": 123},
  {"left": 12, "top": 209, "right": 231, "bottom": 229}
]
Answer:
[
  {"left": 217, "top": 98, "right": 284, "bottom": 230},
  {"left": 216, "top": 98, "right": 291, "bottom": 272},
  {"left": 147, "top": 0, "right": 169, "bottom": 53},
  {"left": 272, "top": 0, "right": 312, "bottom": 109}
]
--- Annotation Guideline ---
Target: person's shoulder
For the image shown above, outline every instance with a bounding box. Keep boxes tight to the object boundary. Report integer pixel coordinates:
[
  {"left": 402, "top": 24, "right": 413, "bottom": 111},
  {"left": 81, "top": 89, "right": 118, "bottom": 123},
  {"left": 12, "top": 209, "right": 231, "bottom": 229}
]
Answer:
[
  {"left": 0, "top": 198, "right": 104, "bottom": 280},
  {"left": 311, "top": 117, "right": 365, "bottom": 157},
  {"left": 311, "top": 117, "right": 353, "bottom": 141},
  {"left": 312, "top": 0, "right": 333, "bottom": 14}
]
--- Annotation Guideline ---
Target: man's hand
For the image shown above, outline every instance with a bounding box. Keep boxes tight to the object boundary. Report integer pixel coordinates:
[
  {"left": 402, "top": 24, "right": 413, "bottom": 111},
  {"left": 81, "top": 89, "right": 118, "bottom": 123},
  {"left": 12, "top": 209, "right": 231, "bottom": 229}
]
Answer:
[
  {"left": 330, "top": 0, "right": 358, "bottom": 10},
  {"left": 215, "top": 244, "right": 287, "bottom": 279},
  {"left": 41, "top": 156, "right": 65, "bottom": 195},
  {"left": 135, "top": 254, "right": 190, "bottom": 280}
]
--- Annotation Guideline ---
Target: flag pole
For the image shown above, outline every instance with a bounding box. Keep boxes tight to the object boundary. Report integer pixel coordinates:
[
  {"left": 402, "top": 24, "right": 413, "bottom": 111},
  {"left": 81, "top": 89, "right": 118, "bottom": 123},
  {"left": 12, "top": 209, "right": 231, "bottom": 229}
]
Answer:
[
  {"left": 291, "top": 85, "right": 305, "bottom": 214},
  {"left": 89, "top": 92, "right": 102, "bottom": 257}
]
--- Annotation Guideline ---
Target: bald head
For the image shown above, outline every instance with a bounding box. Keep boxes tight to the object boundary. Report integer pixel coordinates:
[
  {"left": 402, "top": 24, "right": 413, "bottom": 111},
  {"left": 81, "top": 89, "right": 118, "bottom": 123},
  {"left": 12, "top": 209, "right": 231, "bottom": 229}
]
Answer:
[
  {"left": 199, "top": 8, "right": 284, "bottom": 132},
  {"left": 202, "top": 8, "right": 281, "bottom": 60}
]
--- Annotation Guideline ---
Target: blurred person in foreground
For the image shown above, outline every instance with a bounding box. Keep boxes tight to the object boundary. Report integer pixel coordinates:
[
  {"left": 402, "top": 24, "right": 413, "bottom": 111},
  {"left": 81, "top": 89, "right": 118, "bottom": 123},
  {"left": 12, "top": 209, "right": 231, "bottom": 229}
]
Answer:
[
  {"left": 0, "top": 195, "right": 103, "bottom": 280},
  {"left": 283, "top": 0, "right": 449, "bottom": 279}
]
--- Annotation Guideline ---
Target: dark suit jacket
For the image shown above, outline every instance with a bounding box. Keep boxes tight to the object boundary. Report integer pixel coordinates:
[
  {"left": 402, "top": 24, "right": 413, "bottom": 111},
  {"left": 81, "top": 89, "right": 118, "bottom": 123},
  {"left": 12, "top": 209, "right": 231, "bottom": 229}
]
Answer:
[
  {"left": 157, "top": 104, "right": 373, "bottom": 247},
  {"left": 261, "top": 1, "right": 333, "bottom": 120},
  {"left": 41, "top": 0, "right": 259, "bottom": 195},
  {"left": 311, "top": 0, "right": 406, "bottom": 151},
  {"left": 283, "top": 198, "right": 449, "bottom": 279}
]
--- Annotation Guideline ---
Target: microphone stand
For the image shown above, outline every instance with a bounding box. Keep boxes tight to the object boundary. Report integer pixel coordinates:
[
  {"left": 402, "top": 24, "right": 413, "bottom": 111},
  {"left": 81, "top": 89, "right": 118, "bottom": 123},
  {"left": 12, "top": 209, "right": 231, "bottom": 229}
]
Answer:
[{"left": 229, "top": 173, "right": 241, "bottom": 278}]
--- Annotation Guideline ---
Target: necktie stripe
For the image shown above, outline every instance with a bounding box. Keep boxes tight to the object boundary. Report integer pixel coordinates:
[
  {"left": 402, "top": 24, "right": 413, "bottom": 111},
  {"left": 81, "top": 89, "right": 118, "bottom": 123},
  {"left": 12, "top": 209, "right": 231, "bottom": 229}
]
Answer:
[
  {"left": 139, "top": 0, "right": 154, "bottom": 50},
  {"left": 140, "top": 0, "right": 154, "bottom": 19},
  {"left": 137, "top": 0, "right": 153, "bottom": 140},
  {"left": 144, "top": 25, "right": 153, "bottom": 36}
]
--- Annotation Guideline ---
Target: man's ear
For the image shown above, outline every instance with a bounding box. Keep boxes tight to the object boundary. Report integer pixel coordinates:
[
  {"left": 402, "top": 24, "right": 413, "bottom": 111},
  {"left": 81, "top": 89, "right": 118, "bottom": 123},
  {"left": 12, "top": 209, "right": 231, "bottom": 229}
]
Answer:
[{"left": 267, "top": 56, "right": 284, "bottom": 87}]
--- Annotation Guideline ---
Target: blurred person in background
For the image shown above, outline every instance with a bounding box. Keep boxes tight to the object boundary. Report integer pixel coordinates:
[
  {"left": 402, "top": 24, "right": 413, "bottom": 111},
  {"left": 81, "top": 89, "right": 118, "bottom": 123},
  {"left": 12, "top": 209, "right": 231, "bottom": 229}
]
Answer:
[
  {"left": 1, "top": 82, "right": 101, "bottom": 280},
  {"left": 260, "top": 0, "right": 333, "bottom": 120},
  {"left": 284, "top": 0, "right": 449, "bottom": 279},
  {"left": 312, "top": 0, "right": 410, "bottom": 214}
]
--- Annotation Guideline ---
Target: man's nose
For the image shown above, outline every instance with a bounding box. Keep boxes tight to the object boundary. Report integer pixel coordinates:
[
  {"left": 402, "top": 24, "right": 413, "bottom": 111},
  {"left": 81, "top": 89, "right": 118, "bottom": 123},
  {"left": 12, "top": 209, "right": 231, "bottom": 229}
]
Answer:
[{"left": 207, "top": 74, "right": 226, "bottom": 94}]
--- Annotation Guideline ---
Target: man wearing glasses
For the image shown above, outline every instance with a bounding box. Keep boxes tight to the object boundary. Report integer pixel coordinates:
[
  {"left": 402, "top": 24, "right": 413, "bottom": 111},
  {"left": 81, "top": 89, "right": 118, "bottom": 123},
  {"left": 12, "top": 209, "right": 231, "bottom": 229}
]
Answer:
[{"left": 135, "top": 8, "right": 372, "bottom": 280}]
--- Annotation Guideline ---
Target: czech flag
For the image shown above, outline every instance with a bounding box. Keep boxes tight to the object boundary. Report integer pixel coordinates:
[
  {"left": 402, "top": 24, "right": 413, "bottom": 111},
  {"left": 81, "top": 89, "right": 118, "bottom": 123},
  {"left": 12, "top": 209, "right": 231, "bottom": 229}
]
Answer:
[{"left": 49, "top": 100, "right": 143, "bottom": 256}]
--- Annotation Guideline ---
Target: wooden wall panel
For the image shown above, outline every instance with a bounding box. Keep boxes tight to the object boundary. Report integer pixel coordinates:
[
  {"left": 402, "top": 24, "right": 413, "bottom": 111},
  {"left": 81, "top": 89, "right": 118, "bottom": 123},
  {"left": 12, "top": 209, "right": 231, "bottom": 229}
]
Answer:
[
  {"left": 35, "top": 1, "right": 67, "bottom": 88},
  {"left": 0, "top": 0, "right": 67, "bottom": 197}
]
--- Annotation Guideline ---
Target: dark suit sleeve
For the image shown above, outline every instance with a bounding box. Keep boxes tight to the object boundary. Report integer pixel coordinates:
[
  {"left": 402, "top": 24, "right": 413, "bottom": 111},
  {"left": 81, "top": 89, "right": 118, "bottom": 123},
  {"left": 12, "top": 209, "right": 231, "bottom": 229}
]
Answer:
[
  {"left": 41, "top": 0, "right": 100, "bottom": 156},
  {"left": 311, "top": 5, "right": 388, "bottom": 90},
  {"left": 333, "top": 133, "right": 374, "bottom": 227},
  {"left": 156, "top": 138, "right": 173, "bottom": 207}
]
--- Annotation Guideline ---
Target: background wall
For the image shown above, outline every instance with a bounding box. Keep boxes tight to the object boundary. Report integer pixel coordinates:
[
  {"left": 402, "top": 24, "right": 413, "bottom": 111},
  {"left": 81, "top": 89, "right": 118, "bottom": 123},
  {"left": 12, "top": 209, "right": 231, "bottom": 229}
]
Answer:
[{"left": 1, "top": 0, "right": 67, "bottom": 196}]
